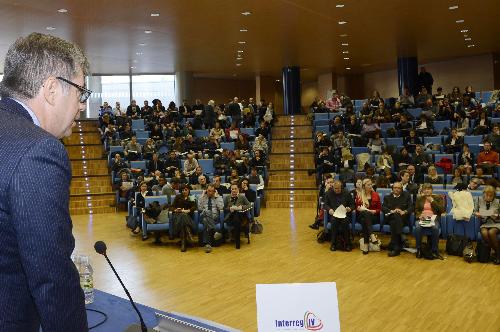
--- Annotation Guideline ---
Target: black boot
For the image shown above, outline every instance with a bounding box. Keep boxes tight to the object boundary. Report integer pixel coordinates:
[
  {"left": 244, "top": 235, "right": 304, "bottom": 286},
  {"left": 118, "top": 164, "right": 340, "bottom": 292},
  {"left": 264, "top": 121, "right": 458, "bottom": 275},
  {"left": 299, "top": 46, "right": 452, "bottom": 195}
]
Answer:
[{"left": 180, "top": 229, "right": 187, "bottom": 252}]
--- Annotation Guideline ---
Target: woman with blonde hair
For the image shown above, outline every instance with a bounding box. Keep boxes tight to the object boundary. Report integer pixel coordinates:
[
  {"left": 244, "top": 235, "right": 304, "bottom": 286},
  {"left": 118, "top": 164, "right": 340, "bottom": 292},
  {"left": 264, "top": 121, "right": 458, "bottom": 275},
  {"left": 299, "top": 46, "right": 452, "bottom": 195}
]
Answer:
[
  {"left": 476, "top": 185, "right": 500, "bottom": 264},
  {"left": 354, "top": 178, "right": 381, "bottom": 254},
  {"left": 426, "top": 166, "right": 443, "bottom": 184}
]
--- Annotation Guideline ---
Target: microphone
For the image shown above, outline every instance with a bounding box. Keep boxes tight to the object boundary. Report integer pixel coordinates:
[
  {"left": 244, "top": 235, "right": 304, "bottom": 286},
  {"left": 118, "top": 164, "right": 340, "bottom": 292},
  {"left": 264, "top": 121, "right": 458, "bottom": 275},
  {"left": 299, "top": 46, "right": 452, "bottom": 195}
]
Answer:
[{"left": 94, "top": 241, "right": 154, "bottom": 332}]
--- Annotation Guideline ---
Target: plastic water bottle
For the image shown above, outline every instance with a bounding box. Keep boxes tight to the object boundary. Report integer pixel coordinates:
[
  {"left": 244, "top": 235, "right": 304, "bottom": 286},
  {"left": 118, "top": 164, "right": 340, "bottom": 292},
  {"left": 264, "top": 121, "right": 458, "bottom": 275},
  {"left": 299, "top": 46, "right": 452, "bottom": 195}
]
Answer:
[{"left": 74, "top": 255, "right": 95, "bottom": 304}]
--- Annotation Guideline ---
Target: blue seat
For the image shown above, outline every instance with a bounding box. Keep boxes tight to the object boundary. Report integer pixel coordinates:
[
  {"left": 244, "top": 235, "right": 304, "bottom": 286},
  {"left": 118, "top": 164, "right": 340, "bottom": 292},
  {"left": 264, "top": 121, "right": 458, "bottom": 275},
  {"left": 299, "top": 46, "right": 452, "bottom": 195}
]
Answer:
[
  {"left": 490, "top": 117, "right": 500, "bottom": 124},
  {"left": 468, "top": 144, "right": 482, "bottom": 155},
  {"left": 135, "top": 130, "right": 150, "bottom": 139},
  {"left": 481, "top": 91, "right": 493, "bottom": 103},
  {"left": 446, "top": 217, "right": 476, "bottom": 241},
  {"left": 141, "top": 196, "right": 171, "bottom": 240},
  {"left": 407, "top": 108, "right": 422, "bottom": 119},
  {"left": 249, "top": 184, "right": 262, "bottom": 217},
  {"left": 220, "top": 142, "right": 235, "bottom": 151},
  {"left": 109, "top": 145, "right": 124, "bottom": 155},
  {"left": 380, "top": 123, "right": 394, "bottom": 137},
  {"left": 424, "top": 136, "right": 443, "bottom": 145},
  {"left": 315, "top": 125, "right": 330, "bottom": 135},
  {"left": 433, "top": 153, "right": 454, "bottom": 163},
  {"left": 240, "top": 128, "right": 255, "bottom": 138},
  {"left": 132, "top": 119, "right": 145, "bottom": 131},
  {"left": 386, "top": 137, "right": 403, "bottom": 146},
  {"left": 194, "top": 129, "right": 209, "bottom": 138},
  {"left": 352, "top": 147, "right": 369, "bottom": 155},
  {"left": 354, "top": 99, "right": 366, "bottom": 107},
  {"left": 464, "top": 135, "right": 483, "bottom": 145},
  {"left": 314, "top": 113, "right": 330, "bottom": 121},
  {"left": 313, "top": 119, "right": 330, "bottom": 128},
  {"left": 130, "top": 160, "right": 147, "bottom": 172},
  {"left": 198, "top": 159, "right": 214, "bottom": 174},
  {"left": 433, "top": 121, "right": 450, "bottom": 134}
]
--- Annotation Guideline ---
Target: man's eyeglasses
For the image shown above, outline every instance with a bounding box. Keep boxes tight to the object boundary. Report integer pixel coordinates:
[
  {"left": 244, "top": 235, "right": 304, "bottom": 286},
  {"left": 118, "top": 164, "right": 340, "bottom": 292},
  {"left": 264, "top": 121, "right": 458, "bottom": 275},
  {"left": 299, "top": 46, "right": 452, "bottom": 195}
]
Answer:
[{"left": 56, "top": 76, "right": 92, "bottom": 103}]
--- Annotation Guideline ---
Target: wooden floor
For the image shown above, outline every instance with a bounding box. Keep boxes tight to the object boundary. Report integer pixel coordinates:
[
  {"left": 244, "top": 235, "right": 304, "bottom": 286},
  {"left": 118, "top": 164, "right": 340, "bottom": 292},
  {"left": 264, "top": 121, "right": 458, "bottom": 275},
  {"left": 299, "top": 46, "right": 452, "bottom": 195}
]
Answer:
[{"left": 72, "top": 209, "right": 500, "bottom": 332}]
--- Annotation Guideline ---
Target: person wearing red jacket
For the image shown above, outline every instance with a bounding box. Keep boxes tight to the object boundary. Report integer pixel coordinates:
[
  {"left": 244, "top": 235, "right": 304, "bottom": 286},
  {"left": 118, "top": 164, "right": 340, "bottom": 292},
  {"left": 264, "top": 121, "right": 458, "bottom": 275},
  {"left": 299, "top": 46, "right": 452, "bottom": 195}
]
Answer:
[
  {"left": 355, "top": 178, "right": 381, "bottom": 254},
  {"left": 477, "top": 141, "right": 499, "bottom": 174}
]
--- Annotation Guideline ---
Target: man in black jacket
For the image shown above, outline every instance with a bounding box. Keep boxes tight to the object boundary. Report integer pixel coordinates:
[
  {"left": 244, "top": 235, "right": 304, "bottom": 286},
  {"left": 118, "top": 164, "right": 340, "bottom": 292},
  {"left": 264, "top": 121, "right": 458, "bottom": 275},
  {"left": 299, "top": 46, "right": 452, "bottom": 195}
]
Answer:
[
  {"left": 382, "top": 182, "right": 413, "bottom": 257},
  {"left": 417, "top": 66, "right": 434, "bottom": 94},
  {"left": 324, "top": 180, "right": 355, "bottom": 251}
]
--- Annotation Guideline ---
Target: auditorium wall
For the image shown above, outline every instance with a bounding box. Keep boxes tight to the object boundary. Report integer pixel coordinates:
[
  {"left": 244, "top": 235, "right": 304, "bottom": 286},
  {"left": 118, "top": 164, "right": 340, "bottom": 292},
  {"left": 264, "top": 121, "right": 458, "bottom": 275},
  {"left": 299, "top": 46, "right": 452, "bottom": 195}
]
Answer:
[
  {"left": 362, "top": 54, "right": 494, "bottom": 98},
  {"left": 190, "top": 77, "right": 256, "bottom": 105}
]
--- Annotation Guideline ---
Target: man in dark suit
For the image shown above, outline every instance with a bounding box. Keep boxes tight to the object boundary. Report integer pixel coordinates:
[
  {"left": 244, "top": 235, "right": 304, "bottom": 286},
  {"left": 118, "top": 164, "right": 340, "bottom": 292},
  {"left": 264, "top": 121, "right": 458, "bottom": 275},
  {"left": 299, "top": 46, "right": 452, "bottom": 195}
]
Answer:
[
  {"left": 382, "top": 182, "right": 413, "bottom": 257},
  {"left": 0, "top": 33, "right": 89, "bottom": 331},
  {"left": 323, "top": 180, "right": 355, "bottom": 251},
  {"left": 223, "top": 183, "right": 251, "bottom": 249},
  {"left": 148, "top": 153, "right": 165, "bottom": 174}
]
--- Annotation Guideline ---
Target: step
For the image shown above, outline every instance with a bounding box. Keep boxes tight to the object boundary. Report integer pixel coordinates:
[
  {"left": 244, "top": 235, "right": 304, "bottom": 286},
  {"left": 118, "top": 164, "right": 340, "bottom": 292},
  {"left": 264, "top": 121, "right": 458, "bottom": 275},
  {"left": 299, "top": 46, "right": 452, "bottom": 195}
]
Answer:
[
  {"left": 75, "top": 121, "right": 98, "bottom": 130},
  {"left": 70, "top": 207, "right": 116, "bottom": 215},
  {"left": 269, "top": 160, "right": 315, "bottom": 170},
  {"left": 271, "top": 142, "right": 314, "bottom": 153},
  {"left": 69, "top": 193, "right": 115, "bottom": 209},
  {"left": 72, "top": 168, "right": 109, "bottom": 177},
  {"left": 266, "top": 191, "right": 317, "bottom": 201},
  {"left": 268, "top": 179, "right": 317, "bottom": 188},
  {"left": 66, "top": 145, "right": 104, "bottom": 159},
  {"left": 272, "top": 126, "right": 312, "bottom": 135},
  {"left": 71, "top": 185, "right": 113, "bottom": 195},
  {"left": 266, "top": 201, "right": 316, "bottom": 208},
  {"left": 277, "top": 116, "right": 310, "bottom": 126},
  {"left": 71, "top": 177, "right": 111, "bottom": 187},
  {"left": 63, "top": 134, "right": 102, "bottom": 145}
]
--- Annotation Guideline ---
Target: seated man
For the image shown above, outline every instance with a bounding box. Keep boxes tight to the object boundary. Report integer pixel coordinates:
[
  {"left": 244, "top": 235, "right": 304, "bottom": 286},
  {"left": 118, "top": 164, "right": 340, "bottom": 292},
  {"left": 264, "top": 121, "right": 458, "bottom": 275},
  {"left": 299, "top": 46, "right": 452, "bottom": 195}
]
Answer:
[
  {"left": 223, "top": 184, "right": 251, "bottom": 249},
  {"left": 124, "top": 135, "right": 142, "bottom": 161},
  {"left": 382, "top": 182, "right": 413, "bottom": 257},
  {"left": 477, "top": 141, "right": 499, "bottom": 174},
  {"left": 323, "top": 180, "right": 355, "bottom": 251},
  {"left": 212, "top": 175, "right": 230, "bottom": 196},
  {"left": 192, "top": 174, "right": 209, "bottom": 191},
  {"left": 197, "top": 185, "right": 224, "bottom": 253},
  {"left": 164, "top": 151, "right": 180, "bottom": 177},
  {"left": 111, "top": 153, "right": 128, "bottom": 173}
]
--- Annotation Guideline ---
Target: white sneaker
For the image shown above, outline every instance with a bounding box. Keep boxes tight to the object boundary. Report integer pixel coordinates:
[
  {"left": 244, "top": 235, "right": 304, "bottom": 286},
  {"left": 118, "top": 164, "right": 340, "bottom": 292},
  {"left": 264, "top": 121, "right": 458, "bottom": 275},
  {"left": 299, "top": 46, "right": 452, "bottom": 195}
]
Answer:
[
  {"left": 204, "top": 244, "right": 212, "bottom": 253},
  {"left": 370, "top": 234, "right": 378, "bottom": 243},
  {"left": 214, "top": 232, "right": 222, "bottom": 241}
]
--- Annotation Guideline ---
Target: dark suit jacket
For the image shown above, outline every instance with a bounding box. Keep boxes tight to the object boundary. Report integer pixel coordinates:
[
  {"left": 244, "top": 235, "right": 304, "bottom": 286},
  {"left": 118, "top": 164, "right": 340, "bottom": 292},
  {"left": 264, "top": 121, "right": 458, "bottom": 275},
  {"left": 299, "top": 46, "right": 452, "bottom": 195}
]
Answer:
[
  {"left": 382, "top": 192, "right": 413, "bottom": 222},
  {"left": 323, "top": 190, "right": 355, "bottom": 216},
  {"left": 0, "top": 98, "right": 87, "bottom": 331}
]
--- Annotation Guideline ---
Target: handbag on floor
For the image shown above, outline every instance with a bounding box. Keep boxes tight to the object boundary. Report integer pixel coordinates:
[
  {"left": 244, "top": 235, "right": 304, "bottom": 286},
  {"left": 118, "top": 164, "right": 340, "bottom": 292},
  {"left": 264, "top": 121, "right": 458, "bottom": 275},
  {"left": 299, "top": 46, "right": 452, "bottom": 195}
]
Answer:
[
  {"left": 476, "top": 241, "right": 490, "bottom": 263},
  {"left": 446, "top": 222, "right": 467, "bottom": 257},
  {"left": 463, "top": 241, "right": 476, "bottom": 263},
  {"left": 250, "top": 220, "right": 263, "bottom": 234}
]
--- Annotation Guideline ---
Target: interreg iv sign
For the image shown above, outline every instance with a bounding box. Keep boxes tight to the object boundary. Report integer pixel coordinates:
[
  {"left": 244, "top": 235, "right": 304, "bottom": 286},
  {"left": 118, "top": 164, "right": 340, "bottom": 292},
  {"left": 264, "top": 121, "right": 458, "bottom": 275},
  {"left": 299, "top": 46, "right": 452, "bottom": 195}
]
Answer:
[
  {"left": 256, "top": 283, "right": 340, "bottom": 332},
  {"left": 274, "top": 311, "right": 324, "bottom": 330}
]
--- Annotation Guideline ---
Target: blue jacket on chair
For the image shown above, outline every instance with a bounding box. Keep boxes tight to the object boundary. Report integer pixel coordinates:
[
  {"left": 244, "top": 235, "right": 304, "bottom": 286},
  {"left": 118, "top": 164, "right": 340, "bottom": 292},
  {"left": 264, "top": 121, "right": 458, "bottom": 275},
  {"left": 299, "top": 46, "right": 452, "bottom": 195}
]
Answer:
[{"left": 0, "top": 98, "right": 87, "bottom": 332}]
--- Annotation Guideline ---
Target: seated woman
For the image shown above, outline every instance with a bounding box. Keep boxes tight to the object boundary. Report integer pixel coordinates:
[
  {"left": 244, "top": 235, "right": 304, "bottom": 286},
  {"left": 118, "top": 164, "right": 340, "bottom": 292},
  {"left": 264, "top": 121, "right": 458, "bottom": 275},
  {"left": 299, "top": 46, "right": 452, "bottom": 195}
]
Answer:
[
  {"left": 360, "top": 116, "right": 380, "bottom": 139},
  {"left": 368, "top": 130, "right": 385, "bottom": 154},
  {"left": 376, "top": 148, "right": 394, "bottom": 172},
  {"left": 396, "top": 114, "right": 413, "bottom": 137},
  {"left": 142, "top": 138, "right": 157, "bottom": 160},
  {"left": 235, "top": 134, "right": 250, "bottom": 157},
  {"left": 131, "top": 181, "right": 154, "bottom": 234},
  {"left": 394, "top": 147, "right": 413, "bottom": 172},
  {"left": 169, "top": 185, "right": 197, "bottom": 252},
  {"left": 414, "top": 183, "right": 445, "bottom": 259},
  {"left": 209, "top": 121, "right": 225, "bottom": 141},
  {"left": 354, "top": 178, "right": 381, "bottom": 255},
  {"left": 415, "top": 114, "right": 435, "bottom": 137},
  {"left": 426, "top": 166, "right": 443, "bottom": 184},
  {"left": 450, "top": 167, "right": 465, "bottom": 185},
  {"left": 444, "top": 128, "right": 464, "bottom": 154},
  {"left": 457, "top": 144, "right": 474, "bottom": 175},
  {"left": 476, "top": 186, "right": 500, "bottom": 264},
  {"left": 473, "top": 111, "right": 491, "bottom": 135},
  {"left": 403, "top": 129, "right": 422, "bottom": 153}
]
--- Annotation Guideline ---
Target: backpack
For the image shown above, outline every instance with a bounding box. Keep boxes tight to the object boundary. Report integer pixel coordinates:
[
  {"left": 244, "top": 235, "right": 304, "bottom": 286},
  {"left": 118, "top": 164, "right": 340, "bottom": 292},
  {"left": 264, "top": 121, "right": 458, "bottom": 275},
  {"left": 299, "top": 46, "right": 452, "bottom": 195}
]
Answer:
[
  {"left": 476, "top": 241, "right": 490, "bottom": 263},
  {"left": 421, "top": 242, "right": 434, "bottom": 260}
]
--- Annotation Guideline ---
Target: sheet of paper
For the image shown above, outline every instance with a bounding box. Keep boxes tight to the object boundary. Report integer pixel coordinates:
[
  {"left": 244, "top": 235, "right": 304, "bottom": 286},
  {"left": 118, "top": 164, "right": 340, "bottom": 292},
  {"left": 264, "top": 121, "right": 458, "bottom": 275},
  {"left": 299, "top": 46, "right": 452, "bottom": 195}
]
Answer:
[{"left": 333, "top": 204, "right": 347, "bottom": 219}]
